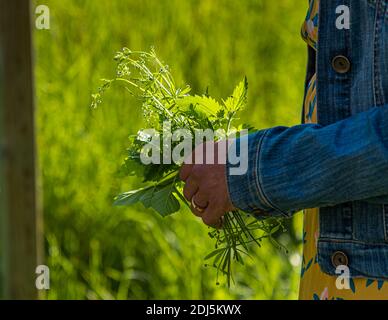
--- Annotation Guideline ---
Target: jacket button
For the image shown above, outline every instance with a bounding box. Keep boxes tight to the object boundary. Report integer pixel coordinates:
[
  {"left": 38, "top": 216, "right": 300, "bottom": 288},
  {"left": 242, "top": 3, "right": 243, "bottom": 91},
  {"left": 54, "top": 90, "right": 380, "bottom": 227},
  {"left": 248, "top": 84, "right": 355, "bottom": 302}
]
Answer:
[
  {"left": 331, "top": 251, "right": 349, "bottom": 267},
  {"left": 332, "top": 55, "right": 351, "bottom": 74}
]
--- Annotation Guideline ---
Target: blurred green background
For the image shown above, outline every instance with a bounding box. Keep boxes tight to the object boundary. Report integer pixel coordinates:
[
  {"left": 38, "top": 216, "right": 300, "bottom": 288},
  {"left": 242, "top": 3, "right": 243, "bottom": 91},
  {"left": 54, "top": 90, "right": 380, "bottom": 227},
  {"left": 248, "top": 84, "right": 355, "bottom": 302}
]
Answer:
[{"left": 33, "top": 0, "right": 307, "bottom": 299}]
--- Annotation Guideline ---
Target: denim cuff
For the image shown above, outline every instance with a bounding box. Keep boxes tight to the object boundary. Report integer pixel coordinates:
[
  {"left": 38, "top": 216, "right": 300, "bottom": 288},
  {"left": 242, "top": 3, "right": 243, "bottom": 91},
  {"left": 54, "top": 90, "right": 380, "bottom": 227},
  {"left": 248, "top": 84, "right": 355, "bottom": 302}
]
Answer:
[{"left": 226, "top": 131, "right": 287, "bottom": 217}]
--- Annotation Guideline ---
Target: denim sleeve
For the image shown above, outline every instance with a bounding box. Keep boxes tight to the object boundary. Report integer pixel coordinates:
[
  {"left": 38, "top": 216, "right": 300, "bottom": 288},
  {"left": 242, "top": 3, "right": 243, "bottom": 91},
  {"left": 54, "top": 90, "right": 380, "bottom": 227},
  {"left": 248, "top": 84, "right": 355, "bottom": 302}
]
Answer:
[{"left": 227, "top": 105, "right": 388, "bottom": 217}]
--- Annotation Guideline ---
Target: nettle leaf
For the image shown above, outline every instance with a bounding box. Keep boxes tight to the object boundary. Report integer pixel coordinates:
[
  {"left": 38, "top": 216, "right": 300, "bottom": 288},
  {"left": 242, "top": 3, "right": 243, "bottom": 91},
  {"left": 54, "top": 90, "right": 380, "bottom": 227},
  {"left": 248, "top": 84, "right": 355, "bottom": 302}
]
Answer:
[
  {"left": 177, "top": 95, "right": 223, "bottom": 116},
  {"left": 223, "top": 77, "right": 248, "bottom": 112},
  {"left": 176, "top": 85, "right": 191, "bottom": 96}
]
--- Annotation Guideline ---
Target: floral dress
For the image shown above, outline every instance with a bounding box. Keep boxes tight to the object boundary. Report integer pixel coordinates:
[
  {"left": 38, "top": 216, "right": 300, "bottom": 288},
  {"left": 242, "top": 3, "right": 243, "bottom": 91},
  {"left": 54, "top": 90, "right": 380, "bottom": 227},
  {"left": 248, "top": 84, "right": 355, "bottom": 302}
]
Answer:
[{"left": 298, "top": 0, "right": 388, "bottom": 300}]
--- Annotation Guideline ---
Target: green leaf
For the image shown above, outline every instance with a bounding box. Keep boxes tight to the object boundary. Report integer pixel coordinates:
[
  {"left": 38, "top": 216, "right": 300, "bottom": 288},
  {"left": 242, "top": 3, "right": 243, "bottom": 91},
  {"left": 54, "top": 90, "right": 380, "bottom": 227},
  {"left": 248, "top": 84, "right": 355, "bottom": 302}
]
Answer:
[
  {"left": 114, "top": 181, "right": 180, "bottom": 217},
  {"left": 213, "top": 250, "right": 225, "bottom": 267},
  {"left": 177, "top": 95, "right": 223, "bottom": 116},
  {"left": 150, "top": 184, "right": 180, "bottom": 217},
  {"left": 223, "top": 77, "right": 248, "bottom": 112},
  {"left": 139, "top": 188, "right": 154, "bottom": 208},
  {"left": 114, "top": 188, "right": 151, "bottom": 206},
  {"left": 142, "top": 164, "right": 179, "bottom": 183},
  {"left": 120, "top": 157, "right": 145, "bottom": 178},
  {"left": 204, "top": 248, "right": 226, "bottom": 261}
]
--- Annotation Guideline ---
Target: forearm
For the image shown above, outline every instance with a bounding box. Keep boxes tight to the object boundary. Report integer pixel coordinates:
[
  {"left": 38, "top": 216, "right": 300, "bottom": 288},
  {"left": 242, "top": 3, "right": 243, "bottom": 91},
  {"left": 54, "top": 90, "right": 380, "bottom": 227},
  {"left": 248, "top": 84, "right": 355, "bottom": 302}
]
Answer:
[{"left": 227, "top": 105, "right": 388, "bottom": 216}]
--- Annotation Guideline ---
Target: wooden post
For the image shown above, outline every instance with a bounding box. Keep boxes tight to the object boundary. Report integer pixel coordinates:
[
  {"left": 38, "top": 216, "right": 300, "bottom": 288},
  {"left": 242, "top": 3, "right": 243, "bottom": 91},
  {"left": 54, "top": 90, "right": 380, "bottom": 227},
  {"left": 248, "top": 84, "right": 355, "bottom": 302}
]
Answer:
[{"left": 0, "top": 0, "right": 42, "bottom": 299}]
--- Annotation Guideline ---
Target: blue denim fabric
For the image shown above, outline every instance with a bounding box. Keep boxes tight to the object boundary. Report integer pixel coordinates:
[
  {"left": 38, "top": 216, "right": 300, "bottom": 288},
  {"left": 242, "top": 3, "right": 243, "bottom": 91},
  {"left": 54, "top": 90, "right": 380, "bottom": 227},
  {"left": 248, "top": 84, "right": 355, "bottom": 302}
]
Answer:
[{"left": 227, "top": 0, "right": 388, "bottom": 280}]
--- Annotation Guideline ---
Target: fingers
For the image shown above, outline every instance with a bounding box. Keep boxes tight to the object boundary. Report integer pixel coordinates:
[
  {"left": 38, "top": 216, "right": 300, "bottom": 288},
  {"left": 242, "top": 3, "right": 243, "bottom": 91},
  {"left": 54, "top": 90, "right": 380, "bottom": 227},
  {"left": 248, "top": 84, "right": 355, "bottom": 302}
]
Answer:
[
  {"left": 183, "top": 176, "right": 198, "bottom": 201},
  {"left": 190, "top": 201, "right": 203, "bottom": 217},
  {"left": 179, "top": 163, "right": 193, "bottom": 182},
  {"left": 184, "top": 184, "right": 226, "bottom": 228},
  {"left": 190, "top": 198, "right": 224, "bottom": 228},
  {"left": 179, "top": 148, "right": 197, "bottom": 181},
  {"left": 201, "top": 203, "right": 224, "bottom": 228},
  {"left": 207, "top": 216, "right": 224, "bottom": 230},
  {"left": 180, "top": 142, "right": 229, "bottom": 228},
  {"left": 193, "top": 192, "right": 208, "bottom": 209},
  {"left": 190, "top": 192, "right": 209, "bottom": 217}
]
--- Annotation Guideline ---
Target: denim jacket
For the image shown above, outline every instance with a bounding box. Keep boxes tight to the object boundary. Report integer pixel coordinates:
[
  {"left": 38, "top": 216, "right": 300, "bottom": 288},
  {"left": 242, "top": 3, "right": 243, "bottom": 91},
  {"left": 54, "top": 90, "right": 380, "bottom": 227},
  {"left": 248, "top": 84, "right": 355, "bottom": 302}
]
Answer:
[{"left": 227, "top": 0, "right": 388, "bottom": 280}]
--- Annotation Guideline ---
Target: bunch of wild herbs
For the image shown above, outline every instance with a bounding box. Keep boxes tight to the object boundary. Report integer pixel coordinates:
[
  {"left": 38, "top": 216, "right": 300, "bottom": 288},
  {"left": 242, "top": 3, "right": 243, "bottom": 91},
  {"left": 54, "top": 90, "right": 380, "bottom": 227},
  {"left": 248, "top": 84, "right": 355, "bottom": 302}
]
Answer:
[{"left": 92, "top": 48, "right": 285, "bottom": 286}]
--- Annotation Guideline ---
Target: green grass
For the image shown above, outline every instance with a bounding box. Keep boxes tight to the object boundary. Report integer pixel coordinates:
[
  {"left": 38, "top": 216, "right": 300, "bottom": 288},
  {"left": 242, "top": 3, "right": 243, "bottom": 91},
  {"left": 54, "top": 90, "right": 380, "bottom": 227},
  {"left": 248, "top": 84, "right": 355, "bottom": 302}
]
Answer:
[{"left": 33, "top": 0, "right": 307, "bottom": 299}]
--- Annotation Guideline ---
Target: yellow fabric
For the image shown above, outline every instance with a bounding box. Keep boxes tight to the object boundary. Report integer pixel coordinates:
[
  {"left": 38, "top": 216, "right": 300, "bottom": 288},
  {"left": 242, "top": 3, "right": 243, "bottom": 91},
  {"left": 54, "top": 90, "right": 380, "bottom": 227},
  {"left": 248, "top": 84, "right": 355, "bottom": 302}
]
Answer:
[{"left": 298, "top": 0, "right": 388, "bottom": 300}]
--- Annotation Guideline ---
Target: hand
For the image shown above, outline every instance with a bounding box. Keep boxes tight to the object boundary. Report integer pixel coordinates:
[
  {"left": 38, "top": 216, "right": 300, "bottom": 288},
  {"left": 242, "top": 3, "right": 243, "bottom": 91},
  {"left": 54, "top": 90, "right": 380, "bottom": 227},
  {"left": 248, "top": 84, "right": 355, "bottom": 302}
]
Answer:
[{"left": 179, "top": 141, "right": 236, "bottom": 228}]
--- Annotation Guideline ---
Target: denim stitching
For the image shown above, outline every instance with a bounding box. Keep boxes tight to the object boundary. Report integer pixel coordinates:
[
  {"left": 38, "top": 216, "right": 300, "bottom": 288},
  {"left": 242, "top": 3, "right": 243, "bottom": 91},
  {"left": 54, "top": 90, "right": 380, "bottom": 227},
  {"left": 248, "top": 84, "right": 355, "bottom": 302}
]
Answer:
[
  {"left": 253, "top": 130, "right": 272, "bottom": 210},
  {"left": 319, "top": 237, "right": 388, "bottom": 246},
  {"left": 367, "top": 0, "right": 388, "bottom": 9},
  {"left": 226, "top": 139, "right": 257, "bottom": 212},
  {"left": 247, "top": 150, "right": 261, "bottom": 212},
  {"left": 384, "top": 204, "right": 387, "bottom": 241},
  {"left": 372, "top": 1, "right": 379, "bottom": 107},
  {"left": 254, "top": 130, "right": 290, "bottom": 217},
  {"left": 373, "top": 0, "right": 386, "bottom": 106}
]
